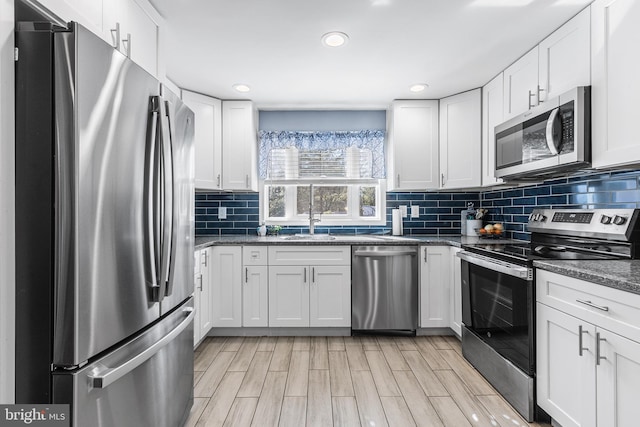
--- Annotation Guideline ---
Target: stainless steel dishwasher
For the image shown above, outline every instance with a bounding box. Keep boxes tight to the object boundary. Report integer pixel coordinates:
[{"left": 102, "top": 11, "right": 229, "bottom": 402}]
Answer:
[{"left": 352, "top": 246, "right": 418, "bottom": 332}]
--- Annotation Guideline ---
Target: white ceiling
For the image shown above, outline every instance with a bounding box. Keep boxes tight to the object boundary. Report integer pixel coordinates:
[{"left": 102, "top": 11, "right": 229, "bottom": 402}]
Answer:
[{"left": 151, "top": 0, "right": 592, "bottom": 109}]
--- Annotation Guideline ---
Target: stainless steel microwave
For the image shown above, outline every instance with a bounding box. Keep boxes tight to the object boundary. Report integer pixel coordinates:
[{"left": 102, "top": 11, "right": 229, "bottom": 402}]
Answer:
[{"left": 495, "top": 86, "right": 590, "bottom": 180}]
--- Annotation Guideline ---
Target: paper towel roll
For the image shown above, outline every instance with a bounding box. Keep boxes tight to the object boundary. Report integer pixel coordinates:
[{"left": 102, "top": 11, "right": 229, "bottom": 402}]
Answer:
[{"left": 392, "top": 209, "right": 403, "bottom": 236}]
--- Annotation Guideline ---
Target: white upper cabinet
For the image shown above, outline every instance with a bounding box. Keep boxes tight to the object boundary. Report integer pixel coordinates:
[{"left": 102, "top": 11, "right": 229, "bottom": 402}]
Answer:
[
  {"left": 112, "top": 0, "right": 163, "bottom": 78},
  {"left": 591, "top": 0, "right": 640, "bottom": 169},
  {"left": 181, "top": 90, "right": 222, "bottom": 190},
  {"left": 222, "top": 101, "right": 259, "bottom": 191},
  {"left": 38, "top": 0, "right": 103, "bottom": 36},
  {"left": 481, "top": 73, "right": 504, "bottom": 187},
  {"left": 503, "top": 47, "right": 539, "bottom": 121},
  {"left": 503, "top": 7, "right": 590, "bottom": 121},
  {"left": 439, "top": 89, "right": 482, "bottom": 189},
  {"left": 38, "top": 0, "right": 164, "bottom": 78},
  {"left": 387, "top": 100, "right": 439, "bottom": 191},
  {"left": 538, "top": 7, "right": 591, "bottom": 102}
]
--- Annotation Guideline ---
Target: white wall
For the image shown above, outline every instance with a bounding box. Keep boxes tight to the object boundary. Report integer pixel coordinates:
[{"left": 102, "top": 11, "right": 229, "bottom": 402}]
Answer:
[
  {"left": 259, "top": 110, "right": 387, "bottom": 131},
  {"left": 0, "top": 0, "right": 15, "bottom": 404}
]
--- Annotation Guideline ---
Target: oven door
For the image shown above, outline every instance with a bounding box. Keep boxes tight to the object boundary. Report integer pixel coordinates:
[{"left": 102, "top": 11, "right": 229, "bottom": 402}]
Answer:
[{"left": 458, "top": 251, "right": 534, "bottom": 375}]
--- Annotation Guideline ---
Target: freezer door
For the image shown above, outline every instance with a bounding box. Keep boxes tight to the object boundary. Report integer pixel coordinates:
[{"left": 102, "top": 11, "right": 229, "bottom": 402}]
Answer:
[
  {"left": 160, "top": 87, "right": 195, "bottom": 315},
  {"left": 53, "top": 24, "right": 162, "bottom": 366},
  {"left": 53, "top": 298, "right": 194, "bottom": 427}
]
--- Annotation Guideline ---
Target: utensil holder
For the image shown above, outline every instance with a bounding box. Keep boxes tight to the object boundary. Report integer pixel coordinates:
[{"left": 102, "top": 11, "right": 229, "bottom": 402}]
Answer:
[{"left": 466, "top": 219, "right": 482, "bottom": 236}]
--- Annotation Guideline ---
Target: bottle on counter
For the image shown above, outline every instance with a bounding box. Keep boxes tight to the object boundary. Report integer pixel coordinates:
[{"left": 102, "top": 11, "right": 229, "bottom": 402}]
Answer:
[{"left": 257, "top": 223, "right": 267, "bottom": 236}]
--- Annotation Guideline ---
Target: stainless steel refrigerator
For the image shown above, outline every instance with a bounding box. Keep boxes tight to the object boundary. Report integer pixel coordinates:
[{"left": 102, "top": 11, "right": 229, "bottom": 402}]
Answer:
[{"left": 15, "top": 21, "right": 195, "bottom": 427}]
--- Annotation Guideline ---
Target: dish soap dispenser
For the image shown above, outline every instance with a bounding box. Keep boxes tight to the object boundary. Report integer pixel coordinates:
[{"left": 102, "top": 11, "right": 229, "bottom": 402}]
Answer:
[{"left": 257, "top": 223, "right": 267, "bottom": 237}]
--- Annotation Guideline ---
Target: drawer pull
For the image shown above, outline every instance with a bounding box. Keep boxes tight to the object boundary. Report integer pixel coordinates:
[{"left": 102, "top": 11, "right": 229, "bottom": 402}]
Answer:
[
  {"left": 596, "top": 332, "right": 607, "bottom": 366},
  {"left": 576, "top": 299, "right": 609, "bottom": 312},
  {"left": 578, "top": 325, "right": 588, "bottom": 356}
]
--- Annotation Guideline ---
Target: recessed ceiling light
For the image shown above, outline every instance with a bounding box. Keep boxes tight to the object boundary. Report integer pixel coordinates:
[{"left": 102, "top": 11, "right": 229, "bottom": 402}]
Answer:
[
  {"left": 321, "top": 32, "right": 349, "bottom": 48},
  {"left": 233, "top": 84, "right": 251, "bottom": 93},
  {"left": 409, "top": 83, "right": 429, "bottom": 93}
]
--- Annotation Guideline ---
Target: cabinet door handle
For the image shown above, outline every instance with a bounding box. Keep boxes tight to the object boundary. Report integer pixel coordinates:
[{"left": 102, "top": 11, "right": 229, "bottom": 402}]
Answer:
[
  {"left": 110, "top": 23, "right": 121, "bottom": 50},
  {"left": 528, "top": 90, "right": 536, "bottom": 109},
  {"left": 396, "top": 174, "right": 400, "bottom": 187},
  {"left": 245, "top": 267, "right": 248, "bottom": 283},
  {"left": 246, "top": 175, "right": 250, "bottom": 188},
  {"left": 304, "top": 267, "right": 307, "bottom": 283},
  {"left": 217, "top": 174, "right": 221, "bottom": 188},
  {"left": 312, "top": 267, "right": 315, "bottom": 283},
  {"left": 537, "top": 85, "right": 544, "bottom": 104},
  {"left": 576, "top": 299, "right": 609, "bottom": 312},
  {"left": 596, "top": 332, "right": 607, "bottom": 366},
  {"left": 578, "top": 325, "right": 589, "bottom": 356},
  {"left": 424, "top": 248, "right": 427, "bottom": 263},
  {"left": 441, "top": 173, "right": 445, "bottom": 187},
  {"left": 122, "top": 33, "right": 131, "bottom": 57},
  {"left": 197, "top": 274, "right": 203, "bottom": 291},
  {"left": 202, "top": 251, "right": 208, "bottom": 267}
]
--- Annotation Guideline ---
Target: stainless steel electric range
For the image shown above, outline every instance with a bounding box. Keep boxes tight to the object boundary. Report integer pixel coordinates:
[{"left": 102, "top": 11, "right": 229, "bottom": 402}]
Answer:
[{"left": 457, "top": 208, "right": 640, "bottom": 422}]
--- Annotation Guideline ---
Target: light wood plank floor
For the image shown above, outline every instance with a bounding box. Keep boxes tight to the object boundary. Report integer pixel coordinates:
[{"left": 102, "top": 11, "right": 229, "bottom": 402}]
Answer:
[{"left": 187, "top": 336, "right": 551, "bottom": 427}]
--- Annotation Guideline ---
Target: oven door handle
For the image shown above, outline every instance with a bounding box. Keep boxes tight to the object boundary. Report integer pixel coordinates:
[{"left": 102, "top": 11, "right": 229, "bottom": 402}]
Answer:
[{"left": 457, "top": 251, "right": 532, "bottom": 280}]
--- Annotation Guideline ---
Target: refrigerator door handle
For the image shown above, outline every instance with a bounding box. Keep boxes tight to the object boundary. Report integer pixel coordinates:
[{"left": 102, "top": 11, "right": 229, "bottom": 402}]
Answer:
[
  {"left": 159, "top": 98, "right": 175, "bottom": 297},
  {"left": 144, "top": 97, "right": 161, "bottom": 300},
  {"left": 87, "top": 307, "right": 194, "bottom": 389}
]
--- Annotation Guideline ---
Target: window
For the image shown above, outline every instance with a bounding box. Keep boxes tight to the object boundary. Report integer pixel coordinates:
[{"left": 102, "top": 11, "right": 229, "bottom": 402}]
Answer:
[{"left": 259, "top": 130, "right": 386, "bottom": 226}]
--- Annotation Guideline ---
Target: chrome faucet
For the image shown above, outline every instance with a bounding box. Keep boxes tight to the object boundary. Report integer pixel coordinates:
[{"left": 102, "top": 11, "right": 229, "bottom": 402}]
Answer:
[{"left": 309, "top": 183, "right": 320, "bottom": 235}]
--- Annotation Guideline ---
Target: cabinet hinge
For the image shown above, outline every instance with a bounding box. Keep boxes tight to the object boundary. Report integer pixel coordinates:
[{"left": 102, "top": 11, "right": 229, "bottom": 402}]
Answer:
[{"left": 14, "top": 47, "right": 18, "bottom": 62}]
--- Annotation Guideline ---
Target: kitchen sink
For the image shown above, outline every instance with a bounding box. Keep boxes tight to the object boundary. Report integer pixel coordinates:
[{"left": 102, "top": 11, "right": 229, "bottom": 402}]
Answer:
[{"left": 280, "top": 234, "right": 336, "bottom": 240}]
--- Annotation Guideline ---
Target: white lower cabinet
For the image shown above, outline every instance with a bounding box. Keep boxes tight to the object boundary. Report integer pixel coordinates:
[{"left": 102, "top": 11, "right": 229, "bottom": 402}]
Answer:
[
  {"left": 210, "top": 246, "right": 242, "bottom": 327},
  {"left": 268, "top": 266, "right": 309, "bottom": 327},
  {"left": 193, "top": 248, "right": 212, "bottom": 346},
  {"left": 449, "top": 247, "right": 463, "bottom": 336},
  {"left": 268, "top": 246, "right": 351, "bottom": 328},
  {"left": 536, "top": 270, "right": 640, "bottom": 427},
  {"left": 309, "top": 265, "right": 351, "bottom": 327},
  {"left": 242, "top": 265, "right": 269, "bottom": 327},
  {"left": 537, "top": 303, "right": 596, "bottom": 427},
  {"left": 242, "top": 246, "right": 269, "bottom": 327},
  {"left": 419, "top": 246, "right": 451, "bottom": 328}
]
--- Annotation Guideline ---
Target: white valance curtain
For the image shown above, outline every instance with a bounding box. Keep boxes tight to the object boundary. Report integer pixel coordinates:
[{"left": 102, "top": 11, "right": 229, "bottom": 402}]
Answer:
[{"left": 259, "top": 130, "right": 386, "bottom": 180}]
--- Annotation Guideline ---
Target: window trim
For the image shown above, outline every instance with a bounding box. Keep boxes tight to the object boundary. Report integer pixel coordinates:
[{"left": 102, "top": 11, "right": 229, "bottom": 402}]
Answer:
[{"left": 260, "top": 179, "right": 387, "bottom": 226}]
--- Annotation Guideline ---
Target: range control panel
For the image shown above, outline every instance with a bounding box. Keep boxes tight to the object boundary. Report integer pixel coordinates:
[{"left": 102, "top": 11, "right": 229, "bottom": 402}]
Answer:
[
  {"left": 528, "top": 208, "right": 639, "bottom": 241},
  {"left": 551, "top": 212, "right": 593, "bottom": 224}
]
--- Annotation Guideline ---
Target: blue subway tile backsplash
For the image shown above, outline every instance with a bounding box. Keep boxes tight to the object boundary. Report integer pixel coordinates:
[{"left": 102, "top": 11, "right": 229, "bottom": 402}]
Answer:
[
  {"left": 481, "top": 170, "right": 640, "bottom": 240},
  {"left": 195, "top": 170, "right": 640, "bottom": 238},
  {"left": 195, "top": 191, "right": 480, "bottom": 236}
]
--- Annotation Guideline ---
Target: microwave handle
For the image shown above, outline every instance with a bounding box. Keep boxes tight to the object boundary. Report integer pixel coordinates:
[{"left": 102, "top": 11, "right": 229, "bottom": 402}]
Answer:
[{"left": 545, "top": 107, "right": 561, "bottom": 155}]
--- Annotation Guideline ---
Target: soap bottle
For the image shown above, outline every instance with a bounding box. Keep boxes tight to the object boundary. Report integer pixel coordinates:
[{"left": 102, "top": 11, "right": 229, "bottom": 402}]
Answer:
[{"left": 257, "top": 223, "right": 267, "bottom": 237}]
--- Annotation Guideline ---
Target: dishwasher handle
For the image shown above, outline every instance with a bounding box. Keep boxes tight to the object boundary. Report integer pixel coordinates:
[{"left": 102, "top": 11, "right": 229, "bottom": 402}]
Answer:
[{"left": 354, "top": 249, "right": 417, "bottom": 257}]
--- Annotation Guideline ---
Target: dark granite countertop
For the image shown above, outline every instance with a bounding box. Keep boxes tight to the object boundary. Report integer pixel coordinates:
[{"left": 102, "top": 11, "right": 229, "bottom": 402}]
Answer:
[
  {"left": 194, "top": 234, "right": 517, "bottom": 250},
  {"left": 533, "top": 260, "right": 640, "bottom": 295}
]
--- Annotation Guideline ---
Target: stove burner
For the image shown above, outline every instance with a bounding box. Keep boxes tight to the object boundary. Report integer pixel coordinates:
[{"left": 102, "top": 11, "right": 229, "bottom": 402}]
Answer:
[{"left": 533, "top": 245, "right": 567, "bottom": 254}]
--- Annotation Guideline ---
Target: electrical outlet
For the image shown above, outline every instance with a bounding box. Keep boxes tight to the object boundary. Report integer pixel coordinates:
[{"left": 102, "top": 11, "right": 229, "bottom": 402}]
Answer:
[
  {"left": 399, "top": 205, "right": 408, "bottom": 217},
  {"left": 411, "top": 205, "right": 420, "bottom": 218},
  {"left": 218, "top": 206, "right": 227, "bottom": 219}
]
